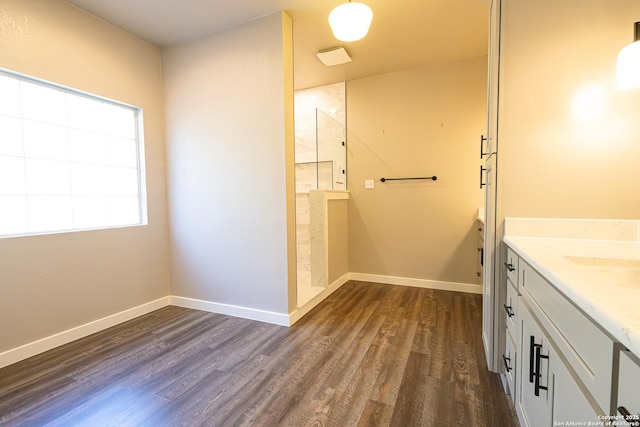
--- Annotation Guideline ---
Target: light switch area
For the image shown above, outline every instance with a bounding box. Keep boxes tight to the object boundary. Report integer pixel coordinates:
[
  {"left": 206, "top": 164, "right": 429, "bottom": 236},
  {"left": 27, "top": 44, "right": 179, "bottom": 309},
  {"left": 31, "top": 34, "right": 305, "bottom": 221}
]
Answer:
[{"left": 365, "top": 179, "right": 374, "bottom": 189}]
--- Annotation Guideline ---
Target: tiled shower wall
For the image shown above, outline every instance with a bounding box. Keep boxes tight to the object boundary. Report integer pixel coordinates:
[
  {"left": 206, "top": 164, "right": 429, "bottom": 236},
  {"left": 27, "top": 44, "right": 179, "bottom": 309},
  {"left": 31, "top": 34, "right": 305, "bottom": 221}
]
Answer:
[{"left": 294, "top": 82, "right": 346, "bottom": 191}]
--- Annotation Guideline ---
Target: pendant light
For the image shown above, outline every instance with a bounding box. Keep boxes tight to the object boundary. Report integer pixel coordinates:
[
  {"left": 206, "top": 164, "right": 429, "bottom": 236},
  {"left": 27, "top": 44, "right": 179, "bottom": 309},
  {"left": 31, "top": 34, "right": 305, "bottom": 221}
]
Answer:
[
  {"left": 328, "top": 1, "right": 373, "bottom": 42},
  {"left": 616, "top": 21, "right": 640, "bottom": 89}
]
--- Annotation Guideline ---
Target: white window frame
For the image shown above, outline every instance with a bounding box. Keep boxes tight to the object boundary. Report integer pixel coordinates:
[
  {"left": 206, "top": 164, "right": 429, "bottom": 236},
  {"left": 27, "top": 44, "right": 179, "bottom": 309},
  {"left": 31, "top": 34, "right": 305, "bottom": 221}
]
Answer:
[{"left": 0, "top": 67, "right": 147, "bottom": 238}]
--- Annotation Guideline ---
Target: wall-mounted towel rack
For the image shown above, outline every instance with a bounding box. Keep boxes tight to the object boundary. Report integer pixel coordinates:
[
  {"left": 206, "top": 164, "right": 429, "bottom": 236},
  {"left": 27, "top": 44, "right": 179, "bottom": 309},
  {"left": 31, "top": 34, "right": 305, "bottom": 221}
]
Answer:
[{"left": 380, "top": 176, "right": 437, "bottom": 182}]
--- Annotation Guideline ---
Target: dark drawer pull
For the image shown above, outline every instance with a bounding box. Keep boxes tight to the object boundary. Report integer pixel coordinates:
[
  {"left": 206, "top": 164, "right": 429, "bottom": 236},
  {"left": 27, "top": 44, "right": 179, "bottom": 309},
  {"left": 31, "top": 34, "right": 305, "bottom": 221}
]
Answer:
[
  {"left": 502, "top": 354, "right": 512, "bottom": 372},
  {"left": 504, "top": 262, "right": 515, "bottom": 272},
  {"left": 503, "top": 304, "right": 514, "bottom": 318},
  {"left": 480, "top": 166, "right": 487, "bottom": 188},
  {"left": 618, "top": 407, "right": 640, "bottom": 427}
]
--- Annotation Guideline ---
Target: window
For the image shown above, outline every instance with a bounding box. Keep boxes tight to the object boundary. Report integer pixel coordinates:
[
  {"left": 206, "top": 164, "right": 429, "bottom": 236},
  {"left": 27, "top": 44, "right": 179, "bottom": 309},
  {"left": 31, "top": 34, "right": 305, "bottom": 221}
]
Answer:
[{"left": 0, "top": 69, "right": 146, "bottom": 237}]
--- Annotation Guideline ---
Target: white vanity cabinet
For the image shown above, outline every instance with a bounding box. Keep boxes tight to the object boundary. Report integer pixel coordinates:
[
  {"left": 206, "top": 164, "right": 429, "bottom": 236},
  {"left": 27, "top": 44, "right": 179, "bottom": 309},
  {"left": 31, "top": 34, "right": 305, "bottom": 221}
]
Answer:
[
  {"left": 520, "top": 262, "right": 615, "bottom": 414},
  {"left": 506, "top": 243, "right": 617, "bottom": 426}
]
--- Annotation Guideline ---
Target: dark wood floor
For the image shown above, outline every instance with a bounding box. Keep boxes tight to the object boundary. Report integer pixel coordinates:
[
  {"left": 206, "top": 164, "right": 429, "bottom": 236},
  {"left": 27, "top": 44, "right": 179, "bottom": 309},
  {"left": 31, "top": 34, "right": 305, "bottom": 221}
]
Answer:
[{"left": 0, "top": 281, "right": 518, "bottom": 427}]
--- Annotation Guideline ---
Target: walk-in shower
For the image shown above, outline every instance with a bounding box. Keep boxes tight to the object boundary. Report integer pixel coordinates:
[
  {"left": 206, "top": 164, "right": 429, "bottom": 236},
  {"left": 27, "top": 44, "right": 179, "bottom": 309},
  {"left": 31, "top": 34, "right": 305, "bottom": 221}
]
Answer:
[{"left": 294, "top": 83, "right": 346, "bottom": 307}]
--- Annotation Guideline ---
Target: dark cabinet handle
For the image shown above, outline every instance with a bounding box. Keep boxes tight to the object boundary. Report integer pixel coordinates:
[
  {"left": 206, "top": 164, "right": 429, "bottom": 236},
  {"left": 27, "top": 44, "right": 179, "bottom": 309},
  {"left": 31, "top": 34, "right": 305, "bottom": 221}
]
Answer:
[
  {"left": 480, "top": 135, "right": 489, "bottom": 158},
  {"left": 618, "top": 407, "right": 640, "bottom": 427},
  {"left": 534, "top": 342, "right": 549, "bottom": 397},
  {"left": 502, "top": 354, "right": 512, "bottom": 372},
  {"left": 480, "top": 165, "right": 487, "bottom": 188},
  {"left": 503, "top": 304, "right": 514, "bottom": 318},
  {"left": 477, "top": 248, "right": 484, "bottom": 266},
  {"left": 529, "top": 336, "right": 536, "bottom": 383},
  {"left": 504, "top": 262, "right": 515, "bottom": 272}
]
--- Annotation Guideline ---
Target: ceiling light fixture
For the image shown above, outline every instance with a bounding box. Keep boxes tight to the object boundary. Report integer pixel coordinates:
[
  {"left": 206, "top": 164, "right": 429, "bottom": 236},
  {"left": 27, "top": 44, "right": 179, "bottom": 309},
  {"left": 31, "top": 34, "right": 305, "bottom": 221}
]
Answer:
[
  {"left": 328, "top": 1, "right": 373, "bottom": 43},
  {"left": 616, "top": 21, "right": 640, "bottom": 89}
]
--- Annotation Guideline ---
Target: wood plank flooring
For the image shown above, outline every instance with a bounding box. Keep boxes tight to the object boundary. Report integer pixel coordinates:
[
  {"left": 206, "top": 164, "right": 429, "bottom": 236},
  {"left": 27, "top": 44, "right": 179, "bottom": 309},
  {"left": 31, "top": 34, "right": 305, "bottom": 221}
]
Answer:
[{"left": 0, "top": 281, "right": 518, "bottom": 426}]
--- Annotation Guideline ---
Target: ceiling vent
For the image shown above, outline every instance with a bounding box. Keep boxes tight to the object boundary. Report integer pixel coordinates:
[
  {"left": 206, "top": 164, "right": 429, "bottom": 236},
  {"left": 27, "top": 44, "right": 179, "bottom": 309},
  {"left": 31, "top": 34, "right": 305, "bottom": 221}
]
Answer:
[{"left": 316, "top": 47, "right": 352, "bottom": 66}]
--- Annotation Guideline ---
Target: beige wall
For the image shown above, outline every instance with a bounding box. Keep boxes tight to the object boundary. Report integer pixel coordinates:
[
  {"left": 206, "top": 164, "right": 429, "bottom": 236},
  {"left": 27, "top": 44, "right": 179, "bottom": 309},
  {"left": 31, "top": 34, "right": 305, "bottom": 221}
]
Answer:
[
  {"left": 0, "top": 0, "right": 169, "bottom": 352},
  {"left": 328, "top": 199, "right": 349, "bottom": 284},
  {"left": 347, "top": 57, "right": 487, "bottom": 284},
  {"left": 163, "top": 12, "right": 295, "bottom": 315},
  {"left": 499, "top": 0, "right": 640, "bottom": 219}
]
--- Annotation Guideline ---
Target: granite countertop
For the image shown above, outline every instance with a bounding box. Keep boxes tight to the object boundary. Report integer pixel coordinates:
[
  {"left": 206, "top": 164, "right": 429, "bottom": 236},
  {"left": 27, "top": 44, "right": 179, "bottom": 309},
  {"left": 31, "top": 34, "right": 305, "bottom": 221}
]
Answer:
[{"left": 504, "top": 235, "right": 640, "bottom": 359}]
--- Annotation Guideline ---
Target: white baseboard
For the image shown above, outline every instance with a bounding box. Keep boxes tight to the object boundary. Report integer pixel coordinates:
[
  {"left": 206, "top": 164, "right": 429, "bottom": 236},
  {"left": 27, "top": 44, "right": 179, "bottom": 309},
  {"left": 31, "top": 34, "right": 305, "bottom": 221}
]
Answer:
[
  {"left": 349, "top": 272, "right": 482, "bottom": 294},
  {"left": 170, "top": 296, "right": 290, "bottom": 326},
  {"left": 0, "top": 296, "right": 171, "bottom": 369},
  {"left": 288, "top": 272, "right": 350, "bottom": 325}
]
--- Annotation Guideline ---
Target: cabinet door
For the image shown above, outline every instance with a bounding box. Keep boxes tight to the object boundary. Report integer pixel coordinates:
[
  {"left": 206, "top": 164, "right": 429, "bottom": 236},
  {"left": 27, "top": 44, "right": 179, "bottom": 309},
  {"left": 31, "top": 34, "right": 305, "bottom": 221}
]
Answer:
[
  {"left": 481, "top": 0, "right": 502, "bottom": 373},
  {"left": 618, "top": 351, "right": 640, "bottom": 423},
  {"left": 485, "top": 0, "right": 501, "bottom": 157},
  {"left": 482, "top": 153, "right": 500, "bottom": 371},
  {"left": 517, "top": 303, "right": 553, "bottom": 427},
  {"left": 552, "top": 352, "right": 600, "bottom": 425}
]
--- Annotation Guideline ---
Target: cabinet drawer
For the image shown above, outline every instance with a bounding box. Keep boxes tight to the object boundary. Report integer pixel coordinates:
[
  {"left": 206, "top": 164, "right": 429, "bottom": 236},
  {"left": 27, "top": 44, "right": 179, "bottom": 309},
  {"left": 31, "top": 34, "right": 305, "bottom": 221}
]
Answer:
[
  {"left": 521, "top": 262, "right": 614, "bottom": 413},
  {"left": 505, "top": 278, "right": 518, "bottom": 340},
  {"left": 618, "top": 351, "right": 640, "bottom": 420},
  {"left": 503, "top": 331, "right": 517, "bottom": 403},
  {"left": 505, "top": 247, "right": 518, "bottom": 286}
]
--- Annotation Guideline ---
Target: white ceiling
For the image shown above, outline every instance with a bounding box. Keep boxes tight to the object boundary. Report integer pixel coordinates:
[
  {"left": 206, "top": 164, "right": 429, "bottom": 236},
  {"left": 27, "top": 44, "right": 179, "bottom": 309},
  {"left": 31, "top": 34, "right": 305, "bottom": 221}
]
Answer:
[{"left": 65, "top": 0, "right": 489, "bottom": 89}]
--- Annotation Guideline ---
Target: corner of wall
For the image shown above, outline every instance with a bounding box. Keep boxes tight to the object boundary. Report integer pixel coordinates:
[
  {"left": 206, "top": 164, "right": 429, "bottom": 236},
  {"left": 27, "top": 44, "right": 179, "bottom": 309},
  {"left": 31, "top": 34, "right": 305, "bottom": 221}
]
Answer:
[{"left": 281, "top": 10, "right": 298, "bottom": 314}]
